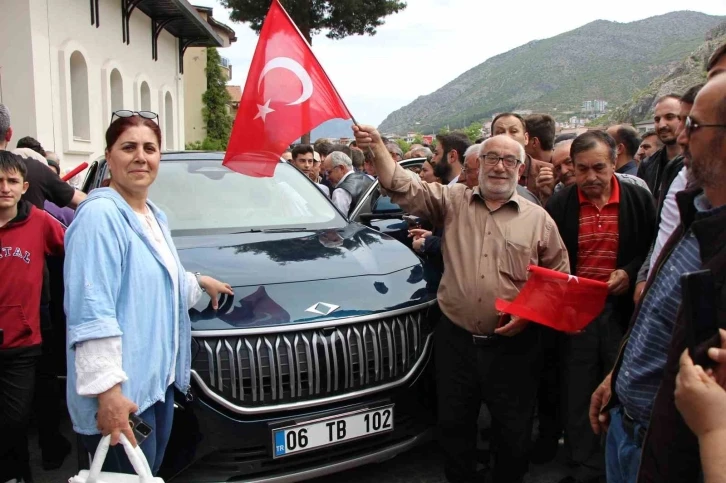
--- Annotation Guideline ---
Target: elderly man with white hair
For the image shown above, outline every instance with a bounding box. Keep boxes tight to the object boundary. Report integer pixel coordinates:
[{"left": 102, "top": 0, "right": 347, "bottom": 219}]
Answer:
[
  {"left": 353, "top": 124, "right": 569, "bottom": 483},
  {"left": 322, "top": 150, "right": 373, "bottom": 216}
]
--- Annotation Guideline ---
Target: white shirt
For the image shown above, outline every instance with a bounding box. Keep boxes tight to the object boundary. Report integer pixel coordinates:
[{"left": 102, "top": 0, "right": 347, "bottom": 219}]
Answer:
[
  {"left": 316, "top": 183, "right": 330, "bottom": 198},
  {"left": 75, "top": 206, "right": 202, "bottom": 396},
  {"left": 332, "top": 169, "right": 355, "bottom": 215},
  {"left": 649, "top": 166, "right": 688, "bottom": 273},
  {"left": 448, "top": 174, "right": 460, "bottom": 186}
]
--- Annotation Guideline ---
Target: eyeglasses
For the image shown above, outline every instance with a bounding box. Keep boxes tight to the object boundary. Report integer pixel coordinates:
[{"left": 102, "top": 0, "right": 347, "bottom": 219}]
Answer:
[
  {"left": 478, "top": 153, "right": 520, "bottom": 169},
  {"left": 685, "top": 116, "right": 726, "bottom": 137},
  {"left": 111, "top": 110, "right": 159, "bottom": 124}
]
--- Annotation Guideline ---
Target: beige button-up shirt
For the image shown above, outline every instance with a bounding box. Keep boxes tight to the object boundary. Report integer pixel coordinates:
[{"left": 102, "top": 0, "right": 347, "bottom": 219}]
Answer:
[{"left": 387, "top": 163, "right": 570, "bottom": 334}]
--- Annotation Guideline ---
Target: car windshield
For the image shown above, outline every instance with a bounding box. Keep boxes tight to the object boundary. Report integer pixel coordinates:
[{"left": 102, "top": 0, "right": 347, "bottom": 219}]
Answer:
[{"left": 147, "top": 158, "right": 345, "bottom": 236}]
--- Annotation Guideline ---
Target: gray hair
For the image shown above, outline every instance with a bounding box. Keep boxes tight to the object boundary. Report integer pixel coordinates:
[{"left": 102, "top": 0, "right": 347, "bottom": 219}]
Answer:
[
  {"left": 479, "top": 135, "right": 525, "bottom": 164},
  {"left": 329, "top": 151, "right": 353, "bottom": 170},
  {"left": 411, "top": 146, "right": 433, "bottom": 160},
  {"left": 0, "top": 104, "right": 10, "bottom": 140},
  {"left": 386, "top": 142, "right": 403, "bottom": 157},
  {"left": 464, "top": 144, "right": 480, "bottom": 158}
]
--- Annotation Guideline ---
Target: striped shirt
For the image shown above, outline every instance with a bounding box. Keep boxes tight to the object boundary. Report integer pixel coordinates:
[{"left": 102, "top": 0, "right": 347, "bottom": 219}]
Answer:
[
  {"left": 576, "top": 178, "right": 620, "bottom": 282},
  {"left": 615, "top": 230, "right": 701, "bottom": 425}
]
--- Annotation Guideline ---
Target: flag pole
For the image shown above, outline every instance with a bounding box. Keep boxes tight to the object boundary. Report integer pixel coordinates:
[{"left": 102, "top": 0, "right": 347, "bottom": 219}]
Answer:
[
  {"left": 274, "top": 0, "right": 358, "bottom": 130},
  {"left": 273, "top": 0, "right": 374, "bottom": 157}
]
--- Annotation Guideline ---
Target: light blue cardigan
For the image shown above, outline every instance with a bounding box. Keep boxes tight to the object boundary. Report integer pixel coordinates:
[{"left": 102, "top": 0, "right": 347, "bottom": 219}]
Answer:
[{"left": 64, "top": 188, "right": 192, "bottom": 435}]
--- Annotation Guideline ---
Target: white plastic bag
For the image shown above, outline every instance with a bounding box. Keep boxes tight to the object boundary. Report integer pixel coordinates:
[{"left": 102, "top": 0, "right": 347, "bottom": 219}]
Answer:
[{"left": 69, "top": 434, "right": 164, "bottom": 483}]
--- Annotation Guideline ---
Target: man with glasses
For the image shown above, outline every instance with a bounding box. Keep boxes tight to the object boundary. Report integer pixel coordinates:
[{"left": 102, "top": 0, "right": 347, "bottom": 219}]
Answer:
[
  {"left": 322, "top": 151, "right": 372, "bottom": 216},
  {"left": 353, "top": 125, "right": 569, "bottom": 483},
  {"left": 637, "top": 95, "right": 683, "bottom": 198},
  {"left": 386, "top": 142, "right": 403, "bottom": 162},
  {"left": 545, "top": 131, "right": 655, "bottom": 483},
  {"left": 590, "top": 69, "right": 726, "bottom": 483}
]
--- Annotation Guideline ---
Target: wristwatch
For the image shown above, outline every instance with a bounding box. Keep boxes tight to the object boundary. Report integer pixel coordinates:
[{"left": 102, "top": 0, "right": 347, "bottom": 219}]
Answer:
[{"left": 194, "top": 272, "right": 207, "bottom": 293}]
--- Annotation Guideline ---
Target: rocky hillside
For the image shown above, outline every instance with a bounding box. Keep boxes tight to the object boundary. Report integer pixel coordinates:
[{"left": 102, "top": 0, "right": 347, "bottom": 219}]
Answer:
[
  {"left": 378, "top": 11, "right": 724, "bottom": 134},
  {"left": 601, "top": 21, "right": 726, "bottom": 124}
]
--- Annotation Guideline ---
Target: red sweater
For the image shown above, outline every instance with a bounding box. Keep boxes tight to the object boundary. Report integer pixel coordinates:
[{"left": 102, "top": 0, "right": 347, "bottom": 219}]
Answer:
[{"left": 0, "top": 201, "right": 65, "bottom": 349}]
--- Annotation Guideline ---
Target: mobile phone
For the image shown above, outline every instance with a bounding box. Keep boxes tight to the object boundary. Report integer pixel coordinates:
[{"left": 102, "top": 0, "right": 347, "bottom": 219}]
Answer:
[
  {"left": 403, "top": 214, "right": 421, "bottom": 228},
  {"left": 681, "top": 270, "right": 721, "bottom": 368},
  {"left": 129, "top": 413, "right": 153, "bottom": 445}
]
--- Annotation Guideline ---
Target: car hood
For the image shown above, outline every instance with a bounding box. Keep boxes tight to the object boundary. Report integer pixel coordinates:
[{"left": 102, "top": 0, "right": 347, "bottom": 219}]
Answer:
[
  {"left": 175, "top": 224, "right": 439, "bottom": 329},
  {"left": 176, "top": 224, "right": 418, "bottom": 286}
]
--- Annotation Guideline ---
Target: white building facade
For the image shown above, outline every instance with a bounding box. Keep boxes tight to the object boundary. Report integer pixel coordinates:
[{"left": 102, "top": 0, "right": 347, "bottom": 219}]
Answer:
[{"left": 0, "top": 0, "right": 221, "bottom": 170}]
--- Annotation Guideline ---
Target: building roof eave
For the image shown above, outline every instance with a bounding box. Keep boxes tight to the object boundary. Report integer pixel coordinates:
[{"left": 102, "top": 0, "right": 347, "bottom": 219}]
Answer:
[{"left": 137, "top": 0, "right": 224, "bottom": 47}]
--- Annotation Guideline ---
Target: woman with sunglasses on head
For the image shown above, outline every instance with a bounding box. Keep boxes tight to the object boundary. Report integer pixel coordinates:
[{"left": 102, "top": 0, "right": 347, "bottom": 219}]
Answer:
[{"left": 64, "top": 111, "right": 233, "bottom": 474}]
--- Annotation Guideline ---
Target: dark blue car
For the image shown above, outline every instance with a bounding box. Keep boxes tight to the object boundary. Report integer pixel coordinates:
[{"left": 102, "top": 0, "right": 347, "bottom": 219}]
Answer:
[{"left": 81, "top": 152, "right": 439, "bottom": 482}]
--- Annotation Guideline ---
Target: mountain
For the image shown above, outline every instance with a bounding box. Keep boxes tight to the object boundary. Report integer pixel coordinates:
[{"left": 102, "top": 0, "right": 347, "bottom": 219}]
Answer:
[
  {"left": 600, "top": 20, "right": 726, "bottom": 124},
  {"left": 311, "top": 119, "right": 354, "bottom": 141},
  {"left": 377, "top": 11, "right": 725, "bottom": 135}
]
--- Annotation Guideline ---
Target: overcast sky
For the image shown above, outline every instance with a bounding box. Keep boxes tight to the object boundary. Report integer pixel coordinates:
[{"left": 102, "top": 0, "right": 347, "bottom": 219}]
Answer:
[{"left": 193, "top": 0, "right": 726, "bottom": 126}]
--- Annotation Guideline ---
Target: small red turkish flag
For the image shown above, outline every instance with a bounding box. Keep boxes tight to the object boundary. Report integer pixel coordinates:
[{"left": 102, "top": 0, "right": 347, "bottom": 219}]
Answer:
[
  {"left": 495, "top": 265, "right": 609, "bottom": 333},
  {"left": 223, "top": 0, "right": 352, "bottom": 177}
]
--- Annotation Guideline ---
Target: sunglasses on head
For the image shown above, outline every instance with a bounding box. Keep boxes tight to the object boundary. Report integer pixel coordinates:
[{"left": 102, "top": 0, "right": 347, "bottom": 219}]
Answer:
[{"left": 111, "top": 110, "right": 159, "bottom": 124}]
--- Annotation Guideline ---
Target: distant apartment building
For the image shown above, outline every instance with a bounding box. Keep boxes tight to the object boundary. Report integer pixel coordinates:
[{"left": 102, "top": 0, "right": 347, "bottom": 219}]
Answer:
[
  {"left": 183, "top": 5, "right": 237, "bottom": 145},
  {"left": 581, "top": 99, "right": 608, "bottom": 113}
]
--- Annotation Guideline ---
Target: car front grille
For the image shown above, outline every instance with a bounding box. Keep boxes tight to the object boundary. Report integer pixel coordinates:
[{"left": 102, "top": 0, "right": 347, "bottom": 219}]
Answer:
[{"left": 191, "top": 306, "right": 432, "bottom": 410}]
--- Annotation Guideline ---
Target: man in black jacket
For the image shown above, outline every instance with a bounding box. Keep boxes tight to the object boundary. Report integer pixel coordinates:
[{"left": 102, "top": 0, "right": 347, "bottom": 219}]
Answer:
[
  {"left": 636, "top": 94, "right": 683, "bottom": 199},
  {"left": 546, "top": 131, "right": 655, "bottom": 483},
  {"left": 634, "top": 83, "right": 703, "bottom": 303}
]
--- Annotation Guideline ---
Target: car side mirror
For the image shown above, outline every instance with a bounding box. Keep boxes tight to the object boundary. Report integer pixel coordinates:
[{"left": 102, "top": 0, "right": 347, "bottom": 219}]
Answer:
[{"left": 371, "top": 195, "right": 403, "bottom": 216}]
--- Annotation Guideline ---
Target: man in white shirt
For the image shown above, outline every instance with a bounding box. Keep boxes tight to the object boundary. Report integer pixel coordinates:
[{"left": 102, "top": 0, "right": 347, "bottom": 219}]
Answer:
[{"left": 323, "top": 151, "right": 373, "bottom": 216}]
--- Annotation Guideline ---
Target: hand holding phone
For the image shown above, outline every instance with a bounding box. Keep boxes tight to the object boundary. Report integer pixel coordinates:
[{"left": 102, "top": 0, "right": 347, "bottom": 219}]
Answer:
[
  {"left": 129, "top": 413, "right": 153, "bottom": 445},
  {"left": 682, "top": 270, "right": 721, "bottom": 369}
]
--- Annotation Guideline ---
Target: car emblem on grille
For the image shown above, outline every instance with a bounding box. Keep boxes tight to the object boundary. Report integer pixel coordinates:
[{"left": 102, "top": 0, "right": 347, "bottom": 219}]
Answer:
[{"left": 305, "top": 302, "right": 340, "bottom": 315}]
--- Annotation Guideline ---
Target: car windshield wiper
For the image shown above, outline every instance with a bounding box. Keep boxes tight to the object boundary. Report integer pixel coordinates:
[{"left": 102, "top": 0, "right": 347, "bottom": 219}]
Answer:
[
  {"left": 231, "top": 229, "right": 263, "bottom": 234},
  {"left": 261, "top": 227, "right": 316, "bottom": 233}
]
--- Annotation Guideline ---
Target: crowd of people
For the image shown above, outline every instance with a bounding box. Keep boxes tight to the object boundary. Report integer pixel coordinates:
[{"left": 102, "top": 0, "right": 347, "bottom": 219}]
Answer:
[{"left": 1, "top": 40, "right": 725, "bottom": 483}]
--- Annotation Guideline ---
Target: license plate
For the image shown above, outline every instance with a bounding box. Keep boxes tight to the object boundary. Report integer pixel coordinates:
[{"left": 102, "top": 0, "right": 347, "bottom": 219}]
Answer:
[{"left": 272, "top": 405, "right": 394, "bottom": 458}]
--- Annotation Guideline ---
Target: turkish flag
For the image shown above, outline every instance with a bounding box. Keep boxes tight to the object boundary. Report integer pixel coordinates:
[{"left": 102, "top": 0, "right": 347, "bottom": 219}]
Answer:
[
  {"left": 223, "top": 0, "right": 352, "bottom": 177},
  {"left": 495, "top": 265, "right": 609, "bottom": 333}
]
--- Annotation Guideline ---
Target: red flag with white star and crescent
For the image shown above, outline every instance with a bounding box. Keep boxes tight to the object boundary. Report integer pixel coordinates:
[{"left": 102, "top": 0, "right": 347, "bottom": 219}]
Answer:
[
  {"left": 494, "top": 265, "right": 609, "bottom": 333},
  {"left": 223, "top": 0, "right": 353, "bottom": 177}
]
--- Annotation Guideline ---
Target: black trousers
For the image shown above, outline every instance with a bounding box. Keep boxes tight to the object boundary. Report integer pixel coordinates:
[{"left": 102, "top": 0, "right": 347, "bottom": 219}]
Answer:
[
  {"left": 562, "top": 303, "right": 624, "bottom": 479},
  {"left": 436, "top": 316, "right": 542, "bottom": 483},
  {"left": 0, "top": 346, "right": 40, "bottom": 482},
  {"left": 537, "top": 327, "right": 563, "bottom": 442},
  {"left": 33, "top": 303, "right": 66, "bottom": 453}
]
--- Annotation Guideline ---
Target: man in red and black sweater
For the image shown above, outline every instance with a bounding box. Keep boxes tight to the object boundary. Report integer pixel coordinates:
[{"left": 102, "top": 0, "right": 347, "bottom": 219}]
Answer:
[
  {"left": 545, "top": 131, "right": 655, "bottom": 483},
  {"left": 0, "top": 151, "right": 65, "bottom": 483}
]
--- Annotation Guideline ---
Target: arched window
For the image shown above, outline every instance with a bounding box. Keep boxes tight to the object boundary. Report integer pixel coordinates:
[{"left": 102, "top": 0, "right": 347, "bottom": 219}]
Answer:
[
  {"left": 110, "top": 69, "right": 123, "bottom": 113},
  {"left": 70, "top": 51, "right": 90, "bottom": 140},
  {"left": 140, "top": 81, "right": 151, "bottom": 111},
  {"left": 164, "top": 92, "right": 174, "bottom": 150}
]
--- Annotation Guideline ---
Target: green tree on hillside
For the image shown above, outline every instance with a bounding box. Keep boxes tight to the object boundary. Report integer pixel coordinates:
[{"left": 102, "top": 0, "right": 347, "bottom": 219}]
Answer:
[
  {"left": 464, "top": 121, "right": 483, "bottom": 142},
  {"left": 202, "top": 47, "right": 233, "bottom": 149},
  {"left": 220, "top": 0, "right": 407, "bottom": 144},
  {"left": 395, "top": 139, "right": 410, "bottom": 154}
]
